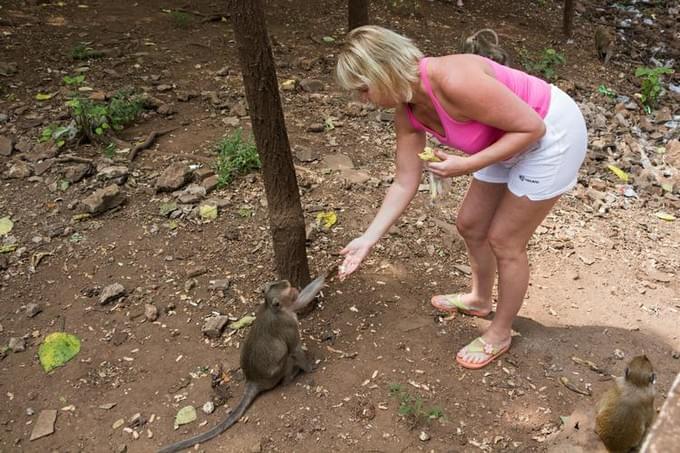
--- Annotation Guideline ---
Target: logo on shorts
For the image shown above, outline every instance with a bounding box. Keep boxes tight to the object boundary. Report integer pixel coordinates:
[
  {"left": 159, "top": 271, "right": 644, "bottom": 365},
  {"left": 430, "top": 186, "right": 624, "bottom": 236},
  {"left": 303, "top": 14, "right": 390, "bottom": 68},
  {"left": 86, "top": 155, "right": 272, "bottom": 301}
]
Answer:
[{"left": 519, "top": 175, "right": 539, "bottom": 184}]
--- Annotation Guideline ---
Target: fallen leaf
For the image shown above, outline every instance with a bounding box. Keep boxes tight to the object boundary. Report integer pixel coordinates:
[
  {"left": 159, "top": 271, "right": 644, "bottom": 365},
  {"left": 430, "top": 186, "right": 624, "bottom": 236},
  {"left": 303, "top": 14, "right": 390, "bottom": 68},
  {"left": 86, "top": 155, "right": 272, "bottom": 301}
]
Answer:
[
  {"left": 315, "top": 211, "right": 337, "bottom": 230},
  {"left": 199, "top": 204, "right": 218, "bottom": 221},
  {"left": 322, "top": 36, "right": 335, "bottom": 43},
  {"left": 175, "top": 405, "right": 197, "bottom": 426},
  {"left": 0, "top": 244, "right": 17, "bottom": 253},
  {"left": 228, "top": 315, "right": 256, "bottom": 330},
  {"left": 655, "top": 212, "right": 676, "bottom": 221},
  {"left": 38, "top": 332, "right": 81, "bottom": 373},
  {"left": 0, "top": 216, "right": 13, "bottom": 236},
  {"left": 606, "top": 164, "right": 629, "bottom": 183},
  {"left": 35, "top": 92, "right": 57, "bottom": 101}
]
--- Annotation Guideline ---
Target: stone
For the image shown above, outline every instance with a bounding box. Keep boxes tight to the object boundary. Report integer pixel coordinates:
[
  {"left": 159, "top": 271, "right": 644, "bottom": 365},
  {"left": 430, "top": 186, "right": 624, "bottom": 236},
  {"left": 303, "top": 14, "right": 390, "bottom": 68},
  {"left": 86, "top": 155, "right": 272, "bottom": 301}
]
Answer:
[
  {"left": 202, "top": 401, "right": 215, "bottom": 414},
  {"left": 6, "top": 160, "right": 33, "bottom": 179},
  {"left": 341, "top": 169, "right": 371, "bottom": 185},
  {"left": 99, "top": 283, "right": 126, "bottom": 305},
  {"left": 222, "top": 116, "right": 240, "bottom": 127},
  {"left": 321, "top": 153, "right": 354, "bottom": 171},
  {"left": 34, "top": 160, "right": 54, "bottom": 176},
  {"left": 26, "top": 303, "right": 42, "bottom": 318},
  {"left": 202, "top": 316, "right": 230, "bottom": 338},
  {"left": 97, "top": 165, "right": 129, "bottom": 182},
  {"left": 193, "top": 167, "right": 215, "bottom": 181},
  {"left": 156, "top": 84, "right": 173, "bottom": 92},
  {"left": 299, "top": 78, "right": 324, "bottom": 93},
  {"left": 63, "top": 163, "right": 93, "bottom": 183},
  {"left": 79, "top": 184, "right": 126, "bottom": 214},
  {"left": 306, "top": 123, "right": 325, "bottom": 133},
  {"left": 9, "top": 337, "right": 26, "bottom": 352},
  {"left": 144, "top": 303, "right": 159, "bottom": 322},
  {"left": 156, "top": 162, "right": 192, "bottom": 192},
  {"left": 186, "top": 266, "right": 207, "bottom": 278},
  {"left": 230, "top": 102, "right": 247, "bottom": 117},
  {"left": 30, "top": 409, "right": 57, "bottom": 441},
  {"left": 294, "top": 146, "right": 319, "bottom": 162},
  {"left": 208, "top": 279, "right": 230, "bottom": 290},
  {"left": 176, "top": 183, "right": 206, "bottom": 204},
  {"left": 0, "top": 135, "right": 13, "bottom": 156},
  {"left": 201, "top": 175, "right": 219, "bottom": 194},
  {"left": 14, "top": 138, "right": 32, "bottom": 153},
  {"left": 0, "top": 113, "right": 8, "bottom": 123},
  {"left": 157, "top": 104, "right": 176, "bottom": 115}
]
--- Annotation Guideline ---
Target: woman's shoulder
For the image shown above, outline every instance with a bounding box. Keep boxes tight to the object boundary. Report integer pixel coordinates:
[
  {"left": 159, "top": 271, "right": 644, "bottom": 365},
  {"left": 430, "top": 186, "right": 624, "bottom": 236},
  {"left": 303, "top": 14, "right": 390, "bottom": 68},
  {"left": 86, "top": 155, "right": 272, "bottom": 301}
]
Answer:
[{"left": 428, "top": 55, "right": 491, "bottom": 92}]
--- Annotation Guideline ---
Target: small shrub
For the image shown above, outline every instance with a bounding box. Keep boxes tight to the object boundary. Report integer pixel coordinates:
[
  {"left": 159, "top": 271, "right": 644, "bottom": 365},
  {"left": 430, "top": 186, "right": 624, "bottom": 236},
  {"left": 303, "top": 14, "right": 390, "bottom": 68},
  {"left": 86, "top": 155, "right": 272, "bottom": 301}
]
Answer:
[
  {"left": 388, "top": 383, "right": 444, "bottom": 429},
  {"left": 66, "top": 89, "right": 143, "bottom": 139},
  {"left": 170, "top": 11, "right": 192, "bottom": 28},
  {"left": 214, "top": 129, "right": 261, "bottom": 187},
  {"left": 70, "top": 42, "right": 104, "bottom": 60},
  {"left": 597, "top": 84, "right": 616, "bottom": 99},
  {"left": 525, "top": 48, "right": 565, "bottom": 80},
  {"left": 635, "top": 66, "right": 674, "bottom": 113},
  {"left": 62, "top": 74, "right": 86, "bottom": 86}
]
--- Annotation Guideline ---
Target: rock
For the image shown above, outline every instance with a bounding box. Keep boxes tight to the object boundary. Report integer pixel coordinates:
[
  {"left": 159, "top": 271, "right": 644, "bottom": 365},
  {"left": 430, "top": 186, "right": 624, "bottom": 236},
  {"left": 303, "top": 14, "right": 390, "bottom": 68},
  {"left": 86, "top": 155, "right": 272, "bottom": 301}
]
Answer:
[
  {"left": 26, "top": 303, "right": 42, "bottom": 318},
  {"left": 208, "top": 279, "right": 230, "bottom": 290},
  {"left": 79, "top": 184, "right": 126, "bottom": 214},
  {"left": 419, "top": 431, "right": 431, "bottom": 442},
  {"left": 202, "top": 401, "right": 215, "bottom": 414},
  {"left": 222, "top": 116, "right": 240, "bottom": 127},
  {"left": 306, "top": 123, "right": 325, "bottom": 133},
  {"left": 193, "top": 167, "right": 215, "bottom": 181},
  {"left": 30, "top": 409, "right": 57, "bottom": 441},
  {"left": 321, "top": 153, "right": 354, "bottom": 171},
  {"left": 176, "top": 183, "right": 206, "bottom": 204},
  {"left": 666, "top": 139, "right": 680, "bottom": 169},
  {"left": 613, "top": 349, "right": 625, "bottom": 360},
  {"left": 156, "top": 162, "right": 192, "bottom": 192},
  {"left": 156, "top": 84, "right": 173, "bottom": 92},
  {"left": 9, "top": 337, "right": 26, "bottom": 352},
  {"left": 14, "top": 138, "right": 32, "bottom": 153},
  {"left": 186, "top": 266, "right": 207, "bottom": 278},
  {"left": 0, "top": 135, "right": 13, "bottom": 156},
  {"left": 341, "top": 169, "right": 371, "bottom": 185},
  {"left": 112, "top": 418, "right": 125, "bottom": 429},
  {"left": 144, "top": 303, "right": 159, "bottom": 322},
  {"left": 378, "top": 111, "right": 395, "bottom": 122},
  {"left": 99, "top": 283, "right": 126, "bottom": 305},
  {"left": 27, "top": 141, "right": 59, "bottom": 161},
  {"left": 201, "top": 175, "right": 219, "bottom": 194},
  {"left": 294, "top": 146, "right": 319, "bottom": 162},
  {"left": 97, "top": 165, "right": 129, "bottom": 183},
  {"left": 0, "top": 113, "right": 8, "bottom": 123},
  {"left": 63, "top": 163, "right": 93, "bottom": 183},
  {"left": 157, "top": 104, "right": 176, "bottom": 115},
  {"left": 202, "top": 316, "right": 230, "bottom": 338},
  {"left": 299, "top": 78, "right": 324, "bottom": 93},
  {"left": 6, "top": 160, "right": 33, "bottom": 179},
  {"left": 34, "top": 160, "right": 54, "bottom": 176},
  {"left": 230, "top": 102, "right": 247, "bottom": 117}
]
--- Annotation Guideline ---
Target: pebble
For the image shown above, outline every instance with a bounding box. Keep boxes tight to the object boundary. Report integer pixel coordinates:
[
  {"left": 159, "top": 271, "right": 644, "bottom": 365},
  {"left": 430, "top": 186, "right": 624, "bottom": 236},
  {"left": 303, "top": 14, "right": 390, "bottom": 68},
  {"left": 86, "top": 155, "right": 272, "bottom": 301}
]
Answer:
[
  {"left": 9, "top": 337, "right": 26, "bottom": 352},
  {"left": 99, "top": 283, "right": 126, "bottom": 305},
  {"left": 25, "top": 303, "right": 42, "bottom": 318},
  {"left": 419, "top": 431, "right": 431, "bottom": 441},
  {"left": 144, "top": 303, "right": 159, "bottom": 322},
  {"left": 613, "top": 349, "right": 625, "bottom": 360},
  {"left": 202, "top": 401, "right": 215, "bottom": 414}
]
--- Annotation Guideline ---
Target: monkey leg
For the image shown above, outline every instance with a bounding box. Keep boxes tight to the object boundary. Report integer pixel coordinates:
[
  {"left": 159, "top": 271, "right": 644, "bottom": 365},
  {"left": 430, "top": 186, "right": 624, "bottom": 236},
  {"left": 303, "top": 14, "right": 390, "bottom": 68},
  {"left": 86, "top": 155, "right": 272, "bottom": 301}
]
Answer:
[{"left": 292, "top": 346, "right": 312, "bottom": 373}]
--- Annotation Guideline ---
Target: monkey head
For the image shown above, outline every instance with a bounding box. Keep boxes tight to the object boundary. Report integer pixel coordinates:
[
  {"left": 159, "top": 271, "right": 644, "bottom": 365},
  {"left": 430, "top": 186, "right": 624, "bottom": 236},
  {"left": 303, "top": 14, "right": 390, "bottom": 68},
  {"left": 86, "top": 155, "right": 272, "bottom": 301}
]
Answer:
[
  {"left": 625, "top": 355, "right": 656, "bottom": 387},
  {"left": 264, "top": 280, "right": 299, "bottom": 310}
]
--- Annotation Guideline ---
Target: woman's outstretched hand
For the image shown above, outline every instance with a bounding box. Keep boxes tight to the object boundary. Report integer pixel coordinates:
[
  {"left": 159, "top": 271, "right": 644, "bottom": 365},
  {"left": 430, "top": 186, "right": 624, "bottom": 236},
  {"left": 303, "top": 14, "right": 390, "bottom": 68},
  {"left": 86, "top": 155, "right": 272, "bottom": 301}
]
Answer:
[
  {"left": 426, "top": 149, "right": 473, "bottom": 178},
  {"left": 338, "top": 236, "right": 375, "bottom": 280}
]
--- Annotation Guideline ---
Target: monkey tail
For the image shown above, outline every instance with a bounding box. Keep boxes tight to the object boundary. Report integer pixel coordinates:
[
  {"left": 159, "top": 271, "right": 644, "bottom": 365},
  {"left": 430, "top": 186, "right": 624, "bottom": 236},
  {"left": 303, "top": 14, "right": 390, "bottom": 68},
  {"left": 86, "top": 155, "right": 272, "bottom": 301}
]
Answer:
[
  {"left": 472, "top": 28, "right": 499, "bottom": 45},
  {"left": 157, "top": 382, "right": 260, "bottom": 453}
]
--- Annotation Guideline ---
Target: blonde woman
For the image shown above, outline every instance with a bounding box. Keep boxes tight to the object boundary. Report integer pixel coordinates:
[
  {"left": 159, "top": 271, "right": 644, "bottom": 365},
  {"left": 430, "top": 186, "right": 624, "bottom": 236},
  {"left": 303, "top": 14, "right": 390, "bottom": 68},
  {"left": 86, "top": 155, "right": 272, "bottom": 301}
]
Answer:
[{"left": 336, "top": 25, "right": 587, "bottom": 369}]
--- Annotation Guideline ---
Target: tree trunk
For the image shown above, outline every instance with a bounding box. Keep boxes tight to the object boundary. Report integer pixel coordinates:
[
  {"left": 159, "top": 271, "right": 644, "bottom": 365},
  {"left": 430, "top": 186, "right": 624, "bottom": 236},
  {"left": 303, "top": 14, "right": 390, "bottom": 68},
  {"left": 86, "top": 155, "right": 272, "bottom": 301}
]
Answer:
[
  {"left": 348, "top": 0, "right": 369, "bottom": 32},
  {"left": 563, "top": 0, "right": 574, "bottom": 38},
  {"left": 229, "top": 0, "right": 311, "bottom": 288}
]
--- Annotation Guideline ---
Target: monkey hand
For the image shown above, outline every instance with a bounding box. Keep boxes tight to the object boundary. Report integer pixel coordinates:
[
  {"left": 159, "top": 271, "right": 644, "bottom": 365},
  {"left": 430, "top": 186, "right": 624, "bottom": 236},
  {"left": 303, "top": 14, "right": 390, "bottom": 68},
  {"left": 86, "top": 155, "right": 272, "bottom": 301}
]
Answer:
[
  {"left": 338, "top": 236, "right": 374, "bottom": 280},
  {"left": 426, "top": 149, "right": 473, "bottom": 178}
]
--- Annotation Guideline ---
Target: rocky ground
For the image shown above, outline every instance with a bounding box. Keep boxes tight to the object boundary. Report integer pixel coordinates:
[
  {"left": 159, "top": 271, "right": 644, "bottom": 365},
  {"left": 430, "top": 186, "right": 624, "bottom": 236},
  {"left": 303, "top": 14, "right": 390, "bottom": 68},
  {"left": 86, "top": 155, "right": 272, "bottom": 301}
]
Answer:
[{"left": 1, "top": 0, "right": 679, "bottom": 452}]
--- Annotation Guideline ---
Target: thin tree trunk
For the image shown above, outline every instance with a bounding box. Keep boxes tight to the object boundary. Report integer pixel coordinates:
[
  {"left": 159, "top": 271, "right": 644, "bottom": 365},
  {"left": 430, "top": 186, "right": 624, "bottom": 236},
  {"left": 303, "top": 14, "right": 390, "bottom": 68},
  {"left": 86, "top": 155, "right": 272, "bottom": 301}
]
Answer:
[
  {"left": 563, "top": 0, "right": 574, "bottom": 38},
  {"left": 229, "top": 0, "right": 310, "bottom": 288},
  {"left": 348, "top": 0, "right": 369, "bottom": 32}
]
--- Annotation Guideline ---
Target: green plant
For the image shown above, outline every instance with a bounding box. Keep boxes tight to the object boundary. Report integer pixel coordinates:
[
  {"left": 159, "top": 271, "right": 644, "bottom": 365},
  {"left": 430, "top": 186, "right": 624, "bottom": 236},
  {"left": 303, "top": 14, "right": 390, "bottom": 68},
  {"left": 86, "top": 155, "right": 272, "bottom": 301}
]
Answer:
[
  {"left": 70, "top": 42, "right": 104, "bottom": 60},
  {"left": 40, "top": 123, "right": 78, "bottom": 148},
  {"left": 525, "top": 48, "right": 565, "bottom": 80},
  {"left": 66, "top": 89, "right": 143, "bottom": 140},
  {"left": 214, "top": 129, "right": 261, "bottom": 187},
  {"left": 170, "top": 11, "right": 192, "bottom": 28},
  {"left": 103, "top": 143, "right": 116, "bottom": 159},
  {"left": 597, "top": 84, "right": 616, "bottom": 99},
  {"left": 635, "top": 66, "right": 674, "bottom": 113},
  {"left": 388, "top": 383, "right": 444, "bottom": 428},
  {"left": 63, "top": 74, "right": 86, "bottom": 86}
]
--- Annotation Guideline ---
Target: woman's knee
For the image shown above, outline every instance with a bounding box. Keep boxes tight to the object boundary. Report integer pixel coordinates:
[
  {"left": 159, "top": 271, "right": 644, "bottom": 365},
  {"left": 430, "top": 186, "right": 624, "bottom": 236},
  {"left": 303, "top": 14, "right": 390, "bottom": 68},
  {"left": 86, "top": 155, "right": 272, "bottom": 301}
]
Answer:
[
  {"left": 487, "top": 228, "right": 525, "bottom": 260},
  {"left": 456, "top": 212, "right": 487, "bottom": 242}
]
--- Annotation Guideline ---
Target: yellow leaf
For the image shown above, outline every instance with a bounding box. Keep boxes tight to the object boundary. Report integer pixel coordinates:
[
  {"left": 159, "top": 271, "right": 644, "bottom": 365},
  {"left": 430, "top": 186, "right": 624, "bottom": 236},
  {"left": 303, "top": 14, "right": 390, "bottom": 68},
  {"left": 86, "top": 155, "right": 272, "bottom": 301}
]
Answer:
[
  {"left": 38, "top": 332, "right": 81, "bottom": 373},
  {"left": 199, "top": 204, "right": 218, "bottom": 221},
  {"left": 0, "top": 216, "right": 13, "bottom": 236},
  {"left": 228, "top": 315, "right": 256, "bottom": 330},
  {"left": 607, "top": 164, "right": 629, "bottom": 183},
  {"left": 418, "top": 146, "right": 441, "bottom": 162},
  {"left": 35, "top": 92, "right": 55, "bottom": 101},
  {"left": 315, "top": 211, "right": 337, "bottom": 230},
  {"left": 655, "top": 212, "right": 676, "bottom": 221}
]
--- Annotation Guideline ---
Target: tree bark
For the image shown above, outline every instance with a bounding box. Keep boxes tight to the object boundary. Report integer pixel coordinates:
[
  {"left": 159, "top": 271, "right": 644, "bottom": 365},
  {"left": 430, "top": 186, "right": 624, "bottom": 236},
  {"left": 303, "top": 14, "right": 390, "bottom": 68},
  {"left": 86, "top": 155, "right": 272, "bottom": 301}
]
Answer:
[
  {"left": 229, "top": 0, "right": 311, "bottom": 288},
  {"left": 563, "top": 0, "right": 574, "bottom": 38},
  {"left": 348, "top": 0, "right": 369, "bottom": 32}
]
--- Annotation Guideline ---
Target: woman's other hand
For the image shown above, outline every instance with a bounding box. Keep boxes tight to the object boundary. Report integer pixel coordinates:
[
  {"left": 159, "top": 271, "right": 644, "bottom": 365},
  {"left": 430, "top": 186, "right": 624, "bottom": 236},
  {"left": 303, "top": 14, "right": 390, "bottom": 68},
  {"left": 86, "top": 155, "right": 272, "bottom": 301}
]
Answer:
[
  {"left": 338, "top": 236, "right": 375, "bottom": 280},
  {"left": 426, "top": 149, "right": 474, "bottom": 178}
]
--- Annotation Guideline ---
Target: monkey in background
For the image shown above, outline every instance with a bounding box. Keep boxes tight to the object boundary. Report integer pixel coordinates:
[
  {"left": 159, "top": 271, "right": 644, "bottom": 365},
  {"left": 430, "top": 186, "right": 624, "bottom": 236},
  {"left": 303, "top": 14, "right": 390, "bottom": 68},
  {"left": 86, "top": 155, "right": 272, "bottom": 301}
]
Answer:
[
  {"left": 595, "top": 26, "right": 614, "bottom": 65},
  {"left": 157, "top": 272, "right": 330, "bottom": 453},
  {"left": 595, "top": 355, "right": 656, "bottom": 453},
  {"left": 461, "top": 28, "right": 511, "bottom": 65}
]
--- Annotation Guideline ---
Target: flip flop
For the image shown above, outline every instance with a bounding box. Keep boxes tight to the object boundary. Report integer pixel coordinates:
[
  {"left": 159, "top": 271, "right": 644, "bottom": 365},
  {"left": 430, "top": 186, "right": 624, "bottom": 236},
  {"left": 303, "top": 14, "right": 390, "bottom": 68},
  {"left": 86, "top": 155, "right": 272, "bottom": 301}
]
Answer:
[
  {"left": 430, "top": 294, "right": 491, "bottom": 317},
  {"left": 456, "top": 336, "right": 511, "bottom": 370}
]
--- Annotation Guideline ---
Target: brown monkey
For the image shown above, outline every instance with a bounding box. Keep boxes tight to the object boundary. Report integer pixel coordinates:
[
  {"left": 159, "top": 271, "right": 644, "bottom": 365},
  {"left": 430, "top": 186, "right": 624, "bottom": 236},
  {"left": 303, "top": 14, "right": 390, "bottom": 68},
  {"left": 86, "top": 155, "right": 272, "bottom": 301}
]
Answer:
[
  {"left": 595, "top": 26, "right": 614, "bottom": 65},
  {"left": 157, "top": 272, "right": 329, "bottom": 453},
  {"left": 595, "top": 355, "right": 656, "bottom": 453},
  {"left": 461, "top": 28, "right": 510, "bottom": 65}
]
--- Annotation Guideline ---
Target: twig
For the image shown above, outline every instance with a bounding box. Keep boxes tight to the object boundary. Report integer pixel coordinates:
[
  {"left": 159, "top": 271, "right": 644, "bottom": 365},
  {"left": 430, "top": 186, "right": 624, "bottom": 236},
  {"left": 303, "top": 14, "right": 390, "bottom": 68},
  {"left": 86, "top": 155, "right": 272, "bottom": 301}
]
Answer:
[
  {"left": 128, "top": 127, "right": 178, "bottom": 162},
  {"left": 55, "top": 155, "right": 95, "bottom": 165}
]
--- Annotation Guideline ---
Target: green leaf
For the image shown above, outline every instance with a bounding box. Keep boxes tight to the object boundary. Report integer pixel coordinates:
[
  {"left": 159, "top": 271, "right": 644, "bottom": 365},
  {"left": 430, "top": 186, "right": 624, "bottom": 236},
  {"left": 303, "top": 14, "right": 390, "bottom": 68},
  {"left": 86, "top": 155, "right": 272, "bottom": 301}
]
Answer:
[
  {"left": 175, "top": 406, "right": 197, "bottom": 426},
  {"left": 0, "top": 216, "right": 13, "bottom": 236},
  {"left": 95, "top": 127, "right": 103, "bottom": 135},
  {"left": 36, "top": 92, "right": 55, "bottom": 101},
  {"left": 322, "top": 36, "right": 335, "bottom": 43},
  {"left": 58, "top": 179, "right": 70, "bottom": 192},
  {"left": 0, "top": 244, "right": 18, "bottom": 253},
  {"left": 607, "top": 164, "right": 629, "bottom": 183},
  {"left": 38, "top": 332, "right": 81, "bottom": 372},
  {"left": 228, "top": 315, "right": 256, "bottom": 330}
]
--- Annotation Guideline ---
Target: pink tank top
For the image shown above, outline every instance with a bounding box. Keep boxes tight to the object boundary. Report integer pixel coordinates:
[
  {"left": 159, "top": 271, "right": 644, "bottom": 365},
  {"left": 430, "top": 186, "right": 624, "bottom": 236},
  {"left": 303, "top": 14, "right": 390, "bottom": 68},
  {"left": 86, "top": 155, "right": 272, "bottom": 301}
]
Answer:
[{"left": 405, "top": 57, "right": 551, "bottom": 154}]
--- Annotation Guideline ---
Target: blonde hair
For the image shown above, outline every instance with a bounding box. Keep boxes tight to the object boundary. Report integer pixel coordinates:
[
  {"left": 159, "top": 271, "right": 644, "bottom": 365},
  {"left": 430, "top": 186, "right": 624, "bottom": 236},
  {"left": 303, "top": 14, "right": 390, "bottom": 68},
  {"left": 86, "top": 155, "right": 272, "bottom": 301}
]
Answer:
[{"left": 336, "top": 25, "right": 423, "bottom": 103}]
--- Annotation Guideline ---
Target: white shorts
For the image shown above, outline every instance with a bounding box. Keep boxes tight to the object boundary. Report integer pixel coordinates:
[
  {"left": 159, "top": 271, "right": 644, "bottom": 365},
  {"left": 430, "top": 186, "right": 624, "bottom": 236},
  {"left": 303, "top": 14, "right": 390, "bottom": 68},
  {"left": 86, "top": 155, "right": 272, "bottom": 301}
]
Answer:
[{"left": 473, "top": 85, "right": 588, "bottom": 201}]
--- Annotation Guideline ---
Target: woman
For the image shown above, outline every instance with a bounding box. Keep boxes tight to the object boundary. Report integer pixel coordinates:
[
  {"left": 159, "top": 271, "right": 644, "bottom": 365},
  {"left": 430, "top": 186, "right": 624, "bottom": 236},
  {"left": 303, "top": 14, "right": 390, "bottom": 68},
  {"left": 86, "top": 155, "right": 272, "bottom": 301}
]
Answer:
[{"left": 335, "top": 25, "right": 587, "bottom": 369}]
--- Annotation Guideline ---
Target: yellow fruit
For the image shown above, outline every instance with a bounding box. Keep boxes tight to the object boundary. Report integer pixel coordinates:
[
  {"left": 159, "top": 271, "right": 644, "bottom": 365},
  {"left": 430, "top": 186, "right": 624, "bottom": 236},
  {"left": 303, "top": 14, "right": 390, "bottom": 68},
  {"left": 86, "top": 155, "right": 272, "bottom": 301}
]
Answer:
[{"left": 418, "top": 146, "right": 441, "bottom": 162}]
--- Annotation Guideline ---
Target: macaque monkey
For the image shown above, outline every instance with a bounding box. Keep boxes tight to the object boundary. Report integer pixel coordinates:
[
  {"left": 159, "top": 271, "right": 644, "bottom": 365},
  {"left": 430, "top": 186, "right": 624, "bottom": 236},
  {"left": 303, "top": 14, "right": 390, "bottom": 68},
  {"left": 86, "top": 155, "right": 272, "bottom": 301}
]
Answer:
[
  {"left": 157, "top": 272, "right": 329, "bottom": 453},
  {"left": 595, "top": 355, "right": 656, "bottom": 453},
  {"left": 595, "top": 26, "right": 614, "bottom": 65},
  {"left": 461, "top": 28, "right": 510, "bottom": 65}
]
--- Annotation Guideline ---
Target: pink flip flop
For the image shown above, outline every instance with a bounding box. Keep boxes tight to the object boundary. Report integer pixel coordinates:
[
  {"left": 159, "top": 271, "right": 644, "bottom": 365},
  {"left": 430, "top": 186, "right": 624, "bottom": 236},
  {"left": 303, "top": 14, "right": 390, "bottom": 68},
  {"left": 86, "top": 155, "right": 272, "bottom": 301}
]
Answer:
[
  {"left": 430, "top": 294, "right": 491, "bottom": 317},
  {"left": 456, "top": 337, "right": 511, "bottom": 370}
]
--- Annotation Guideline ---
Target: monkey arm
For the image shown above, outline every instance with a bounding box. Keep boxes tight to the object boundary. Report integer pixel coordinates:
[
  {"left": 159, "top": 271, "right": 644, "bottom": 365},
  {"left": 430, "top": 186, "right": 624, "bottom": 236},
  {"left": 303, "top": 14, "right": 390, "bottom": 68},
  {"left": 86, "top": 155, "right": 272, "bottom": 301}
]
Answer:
[{"left": 291, "top": 273, "right": 327, "bottom": 312}]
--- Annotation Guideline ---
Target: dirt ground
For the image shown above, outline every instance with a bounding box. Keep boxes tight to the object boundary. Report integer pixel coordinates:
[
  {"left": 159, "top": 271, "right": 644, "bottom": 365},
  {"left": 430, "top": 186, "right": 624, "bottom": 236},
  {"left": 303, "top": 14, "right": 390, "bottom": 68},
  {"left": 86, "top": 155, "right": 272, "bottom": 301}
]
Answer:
[{"left": 1, "top": 1, "right": 679, "bottom": 452}]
